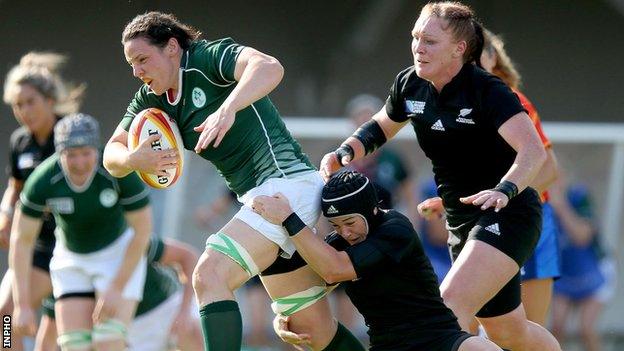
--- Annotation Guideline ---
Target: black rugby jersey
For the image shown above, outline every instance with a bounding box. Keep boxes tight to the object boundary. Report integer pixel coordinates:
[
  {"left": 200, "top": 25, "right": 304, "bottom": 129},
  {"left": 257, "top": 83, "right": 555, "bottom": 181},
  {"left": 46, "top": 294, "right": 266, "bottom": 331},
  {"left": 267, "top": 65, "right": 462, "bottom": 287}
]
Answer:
[
  {"left": 7, "top": 123, "right": 58, "bottom": 252},
  {"left": 326, "top": 210, "right": 459, "bottom": 346},
  {"left": 386, "top": 64, "right": 526, "bottom": 217}
]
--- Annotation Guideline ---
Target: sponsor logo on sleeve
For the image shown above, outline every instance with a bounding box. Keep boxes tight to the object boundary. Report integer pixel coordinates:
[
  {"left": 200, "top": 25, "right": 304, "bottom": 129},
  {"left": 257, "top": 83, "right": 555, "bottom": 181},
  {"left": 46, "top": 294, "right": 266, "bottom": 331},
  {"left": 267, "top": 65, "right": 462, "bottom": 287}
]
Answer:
[{"left": 405, "top": 100, "right": 426, "bottom": 114}]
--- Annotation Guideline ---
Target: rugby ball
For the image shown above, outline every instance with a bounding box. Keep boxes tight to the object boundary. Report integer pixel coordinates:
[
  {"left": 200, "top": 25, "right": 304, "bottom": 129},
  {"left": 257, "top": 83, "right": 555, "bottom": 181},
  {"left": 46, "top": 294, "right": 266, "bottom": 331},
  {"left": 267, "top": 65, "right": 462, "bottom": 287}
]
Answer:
[{"left": 128, "top": 108, "right": 184, "bottom": 189}]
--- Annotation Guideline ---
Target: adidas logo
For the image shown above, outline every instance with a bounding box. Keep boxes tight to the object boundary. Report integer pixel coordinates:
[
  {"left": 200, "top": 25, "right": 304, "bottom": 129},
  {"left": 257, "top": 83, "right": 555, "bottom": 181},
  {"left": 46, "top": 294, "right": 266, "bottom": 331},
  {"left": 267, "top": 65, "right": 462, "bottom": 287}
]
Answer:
[
  {"left": 484, "top": 223, "right": 501, "bottom": 235},
  {"left": 431, "top": 119, "right": 445, "bottom": 131},
  {"left": 326, "top": 205, "right": 339, "bottom": 215}
]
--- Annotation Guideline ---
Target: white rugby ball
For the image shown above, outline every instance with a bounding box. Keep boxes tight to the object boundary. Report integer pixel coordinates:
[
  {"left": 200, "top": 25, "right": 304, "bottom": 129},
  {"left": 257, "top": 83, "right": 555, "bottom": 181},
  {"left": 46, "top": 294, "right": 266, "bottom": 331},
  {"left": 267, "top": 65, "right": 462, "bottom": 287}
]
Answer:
[{"left": 128, "top": 108, "right": 184, "bottom": 189}]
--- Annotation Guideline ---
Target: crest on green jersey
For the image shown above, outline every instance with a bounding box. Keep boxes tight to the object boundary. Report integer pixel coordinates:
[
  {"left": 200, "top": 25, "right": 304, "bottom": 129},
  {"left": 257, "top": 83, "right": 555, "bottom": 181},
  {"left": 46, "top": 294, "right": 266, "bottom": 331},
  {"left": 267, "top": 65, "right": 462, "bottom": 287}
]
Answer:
[
  {"left": 192, "top": 87, "right": 206, "bottom": 108},
  {"left": 99, "top": 188, "right": 118, "bottom": 208}
]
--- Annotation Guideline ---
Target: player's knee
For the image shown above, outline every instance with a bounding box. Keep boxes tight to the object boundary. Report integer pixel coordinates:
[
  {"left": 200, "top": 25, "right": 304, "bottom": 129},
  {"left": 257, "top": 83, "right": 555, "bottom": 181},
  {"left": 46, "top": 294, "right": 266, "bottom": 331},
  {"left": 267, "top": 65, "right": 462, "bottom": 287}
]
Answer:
[
  {"left": 484, "top": 321, "right": 529, "bottom": 348},
  {"left": 57, "top": 330, "right": 92, "bottom": 351},
  {"left": 192, "top": 254, "right": 228, "bottom": 295},
  {"left": 91, "top": 320, "right": 127, "bottom": 351},
  {"left": 440, "top": 286, "right": 470, "bottom": 319}
]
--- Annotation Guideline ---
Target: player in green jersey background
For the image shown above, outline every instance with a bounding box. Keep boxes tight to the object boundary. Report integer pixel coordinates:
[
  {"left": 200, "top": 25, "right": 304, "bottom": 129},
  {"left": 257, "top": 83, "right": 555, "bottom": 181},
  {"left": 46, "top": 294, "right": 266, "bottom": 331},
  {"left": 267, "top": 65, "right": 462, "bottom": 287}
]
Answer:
[
  {"left": 11, "top": 114, "right": 151, "bottom": 351},
  {"left": 104, "top": 11, "right": 363, "bottom": 351},
  {"left": 34, "top": 236, "right": 203, "bottom": 351}
]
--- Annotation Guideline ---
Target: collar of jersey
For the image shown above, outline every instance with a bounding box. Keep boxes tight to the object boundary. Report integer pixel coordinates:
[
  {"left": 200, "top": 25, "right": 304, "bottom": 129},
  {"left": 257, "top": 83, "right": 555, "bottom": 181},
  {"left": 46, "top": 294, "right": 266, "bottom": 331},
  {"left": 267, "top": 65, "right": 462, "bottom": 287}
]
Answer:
[
  {"left": 58, "top": 153, "right": 100, "bottom": 193},
  {"left": 166, "top": 68, "right": 184, "bottom": 106},
  {"left": 430, "top": 63, "right": 472, "bottom": 101}
]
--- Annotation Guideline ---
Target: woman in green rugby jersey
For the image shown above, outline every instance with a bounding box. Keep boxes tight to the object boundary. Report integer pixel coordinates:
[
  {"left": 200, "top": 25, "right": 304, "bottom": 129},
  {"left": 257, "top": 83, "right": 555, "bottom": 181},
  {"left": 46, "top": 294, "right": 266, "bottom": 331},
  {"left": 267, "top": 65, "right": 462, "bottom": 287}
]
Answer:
[
  {"left": 104, "top": 11, "right": 363, "bottom": 351},
  {"left": 11, "top": 114, "right": 151, "bottom": 351}
]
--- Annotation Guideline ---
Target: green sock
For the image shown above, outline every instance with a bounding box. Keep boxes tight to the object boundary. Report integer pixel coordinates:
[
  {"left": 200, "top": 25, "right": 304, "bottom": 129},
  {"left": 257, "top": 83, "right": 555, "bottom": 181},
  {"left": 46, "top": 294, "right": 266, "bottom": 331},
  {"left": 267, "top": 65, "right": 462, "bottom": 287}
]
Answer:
[
  {"left": 199, "top": 300, "right": 242, "bottom": 351},
  {"left": 322, "top": 322, "right": 366, "bottom": 351}
]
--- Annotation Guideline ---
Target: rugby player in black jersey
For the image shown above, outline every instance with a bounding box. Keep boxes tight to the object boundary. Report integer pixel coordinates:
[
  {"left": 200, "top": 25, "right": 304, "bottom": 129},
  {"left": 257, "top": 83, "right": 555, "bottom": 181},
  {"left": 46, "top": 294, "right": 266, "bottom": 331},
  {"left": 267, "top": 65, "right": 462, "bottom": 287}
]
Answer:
[
  {"left": 253, "top": 171, "right": 501, "bottom": 351},
  {"left": 319, "top": 2, "right": 561, "bottom": 350}
]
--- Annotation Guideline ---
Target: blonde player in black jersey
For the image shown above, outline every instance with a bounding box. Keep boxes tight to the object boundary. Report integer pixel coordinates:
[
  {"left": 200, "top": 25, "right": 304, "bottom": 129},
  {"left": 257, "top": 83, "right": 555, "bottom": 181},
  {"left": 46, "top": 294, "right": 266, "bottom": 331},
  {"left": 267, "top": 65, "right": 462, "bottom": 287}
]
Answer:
[{"left": 321, "top": 2, "right": 560, "bottom": 350}]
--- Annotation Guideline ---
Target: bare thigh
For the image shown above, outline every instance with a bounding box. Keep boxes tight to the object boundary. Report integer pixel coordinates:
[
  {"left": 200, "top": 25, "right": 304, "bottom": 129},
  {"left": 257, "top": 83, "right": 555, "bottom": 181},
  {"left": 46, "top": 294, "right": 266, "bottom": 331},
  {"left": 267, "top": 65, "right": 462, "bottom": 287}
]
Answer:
[
  {"left": 56, "top": 298, "right": 96, "bottom": 334},
  {"left": 440, "top": 240, "right": 519, "bottom": 320},
  {"left": 205, "top": 218, "right": 338, "bottom": 350}
]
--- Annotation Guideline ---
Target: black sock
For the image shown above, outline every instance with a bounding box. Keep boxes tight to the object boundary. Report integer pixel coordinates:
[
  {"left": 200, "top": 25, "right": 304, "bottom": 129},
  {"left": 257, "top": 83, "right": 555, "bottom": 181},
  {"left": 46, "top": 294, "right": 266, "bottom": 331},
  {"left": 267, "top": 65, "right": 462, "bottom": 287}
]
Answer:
[
  {"left": 199, "top": 300, "right": 242, "bottom": 351},
  {"left": 322, "top": 322, "right": 366, "bottom": 351}
]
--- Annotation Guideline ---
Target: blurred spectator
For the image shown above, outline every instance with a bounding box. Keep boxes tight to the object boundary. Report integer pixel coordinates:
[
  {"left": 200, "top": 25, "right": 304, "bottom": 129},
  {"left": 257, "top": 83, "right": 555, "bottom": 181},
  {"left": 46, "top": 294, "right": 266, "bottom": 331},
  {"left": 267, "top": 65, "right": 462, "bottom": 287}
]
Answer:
[{"left": 550, "top": 179, "right": 617, "bottom": 351}]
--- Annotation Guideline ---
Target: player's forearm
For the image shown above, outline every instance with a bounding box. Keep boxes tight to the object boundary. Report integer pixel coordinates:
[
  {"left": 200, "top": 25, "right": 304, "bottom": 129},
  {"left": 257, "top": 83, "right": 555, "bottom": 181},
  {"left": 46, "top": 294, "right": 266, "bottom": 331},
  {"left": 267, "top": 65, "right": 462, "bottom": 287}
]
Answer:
[
  {"left": 0, "top": 179, "right": 22, "bottom": 219},
  {"left": 501, "top": 142, "right": 546, "bottom": 193},
  {"left": 290, "top": 228, "right": 350, "bottom": 284},
  {"left": 103, "top": 141, "right": 134, "bottom": 178},
  {"left": 223, "top": 56, "right": 283, "bottom": 114},
  {"left": 9, "top": 234, "right": 35, "bottom": 307},
  {"left": 530, "top": 148, "right": 559, "bottom": 194},
  {"left": 113, "top": 208, "right": 152, "bottom": 289}
]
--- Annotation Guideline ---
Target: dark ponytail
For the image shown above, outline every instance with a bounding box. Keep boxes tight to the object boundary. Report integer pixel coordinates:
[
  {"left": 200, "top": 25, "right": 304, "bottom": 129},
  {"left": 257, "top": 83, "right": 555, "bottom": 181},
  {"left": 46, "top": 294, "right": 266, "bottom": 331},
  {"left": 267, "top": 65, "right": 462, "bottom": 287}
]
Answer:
[{"left": 471, "top": 19, "right": 485, "bottom": 68}]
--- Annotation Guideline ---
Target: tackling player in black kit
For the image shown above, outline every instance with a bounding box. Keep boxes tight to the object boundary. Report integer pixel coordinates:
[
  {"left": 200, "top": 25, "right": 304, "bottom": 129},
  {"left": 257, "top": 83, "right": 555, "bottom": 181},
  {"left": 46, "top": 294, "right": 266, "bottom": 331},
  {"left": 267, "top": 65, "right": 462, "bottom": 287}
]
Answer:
[
  {"left": 252, "top": 171, "right": 501, "bottom": 351},
  {"left": 320, "top": 2, "right": 561, "bottom": 350}
]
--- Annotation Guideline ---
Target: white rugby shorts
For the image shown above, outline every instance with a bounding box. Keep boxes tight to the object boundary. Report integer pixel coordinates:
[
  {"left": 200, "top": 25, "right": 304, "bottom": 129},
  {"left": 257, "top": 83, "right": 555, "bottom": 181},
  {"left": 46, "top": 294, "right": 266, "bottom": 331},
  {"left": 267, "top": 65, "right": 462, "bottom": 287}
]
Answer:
[
  {"left": 127, "top": 290, "right": 184, "bottom": 351},
  {"left": 50, "top": 227, "right": 147, "bottom": 301},
  {"left": 234, "top": 171, "right": 324, "bottom": 258}
]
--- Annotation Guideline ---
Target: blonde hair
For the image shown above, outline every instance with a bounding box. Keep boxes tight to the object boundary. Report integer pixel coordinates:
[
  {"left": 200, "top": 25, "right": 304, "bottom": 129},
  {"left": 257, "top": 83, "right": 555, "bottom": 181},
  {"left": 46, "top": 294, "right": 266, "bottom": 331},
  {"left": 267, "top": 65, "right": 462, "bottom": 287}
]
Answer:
[
  {"left": 482, "top": 29, "right": 522, "bottom": 89},
  {"left": 419, "top": 1, "right": 484, "bottom": 65},
  {"left": 3, "top": 52, "right": 85, "bottom": 115}
]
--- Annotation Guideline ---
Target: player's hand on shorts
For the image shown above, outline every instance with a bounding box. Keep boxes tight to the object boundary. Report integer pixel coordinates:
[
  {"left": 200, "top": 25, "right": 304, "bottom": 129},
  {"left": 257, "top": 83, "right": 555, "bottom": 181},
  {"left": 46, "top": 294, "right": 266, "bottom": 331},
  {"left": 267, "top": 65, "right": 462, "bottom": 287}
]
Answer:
[
  {"left": 14, "top": 305, "right": 37, "bottom": 336},
  {"left": 93, "top": 287, "right": 123, "bottom": 323},
  {"left": 194, "top": 104, "right": 236, "bottom": 152},
  {"left": 252, "top": 193, "right": 293, "bottom": 224},
  {"left": 128, "top": 134, "right": 178, "bottom": 177},
  {"left": 417, "top": 197, "right": 444, "bottom": 220},
  {"left": 273, "top": 314, "right": 312, "bottom": 350},
  {"left": 460, "top": 190, "right": 509, "bottom": 212},
  {"left": 319, "top": 152, "right": 346, "bottom": 182}
]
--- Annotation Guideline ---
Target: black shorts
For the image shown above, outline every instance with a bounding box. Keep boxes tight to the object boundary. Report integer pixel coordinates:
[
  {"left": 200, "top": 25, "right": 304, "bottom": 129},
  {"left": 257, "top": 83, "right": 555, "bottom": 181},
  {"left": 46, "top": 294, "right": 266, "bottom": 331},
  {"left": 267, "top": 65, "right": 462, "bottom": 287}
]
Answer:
[
  {"left": 260, "top": 250, "right": 307, "bottom": 276},
  {"left": 32, "top": 248, "right": 53, "bottom": 273},
  {"left": 370, "top": 323, "right": 472, "bottom": 351},
  {"left": 447, "top": 188, "right": 542, "bottom": 317}
]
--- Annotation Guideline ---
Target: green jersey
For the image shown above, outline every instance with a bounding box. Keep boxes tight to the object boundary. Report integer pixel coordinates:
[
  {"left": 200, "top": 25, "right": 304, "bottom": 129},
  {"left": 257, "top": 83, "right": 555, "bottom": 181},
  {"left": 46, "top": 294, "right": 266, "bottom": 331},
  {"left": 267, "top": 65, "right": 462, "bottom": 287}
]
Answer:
[
  {"left": 20, "top": 154, "right": 149, "bottom": 253},
  {"left": 119, "top": 38, "right": 314, "bottom": 196},
  {"left": 135, "top": 236, "right": 180, "bottom": 317}
]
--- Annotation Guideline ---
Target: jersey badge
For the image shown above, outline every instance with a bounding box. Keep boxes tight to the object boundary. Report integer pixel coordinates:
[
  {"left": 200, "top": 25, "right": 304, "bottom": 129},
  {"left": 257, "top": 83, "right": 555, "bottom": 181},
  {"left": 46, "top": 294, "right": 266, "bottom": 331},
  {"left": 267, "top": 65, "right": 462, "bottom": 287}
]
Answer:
[
  {"left": 431, "top": 119, "right": 445, "bottom": 131},
  {"left": 47, "top": 197, "right": 74, "bottom": 214},
  {"left": 405, "top": 100, "right": 425, "bottom": 114},
  {"left": 456, "top": 108, "right": 475, "bottom": 124},
  {"left": 484, "top": 223, "right": 501, "bottom": 235},
  {"left": 99, "top": 188, "right": 118, "bottom": 208},
  {"left": 17, "top": 153, "right": 36, "bottom": 170},
  {"left": 192, "top": 87, "right": 207, "bottom": 108}
]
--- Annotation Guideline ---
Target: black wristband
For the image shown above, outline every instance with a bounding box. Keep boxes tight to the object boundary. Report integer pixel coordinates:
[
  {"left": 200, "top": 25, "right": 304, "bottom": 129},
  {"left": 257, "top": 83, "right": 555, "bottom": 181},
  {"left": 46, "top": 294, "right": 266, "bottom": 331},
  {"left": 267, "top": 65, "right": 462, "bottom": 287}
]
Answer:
[
  {"left": 335, "top": 144, "right": 354, "bottom": 167},
  {"left": 353, "top": 119, "right": 387, "bottom": 155},
  {"left": 282, "top": 212, "right": 307, "bottom": 236},
  {"left": 493, "top": 180, "right": 519, "bottom": 200}
]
